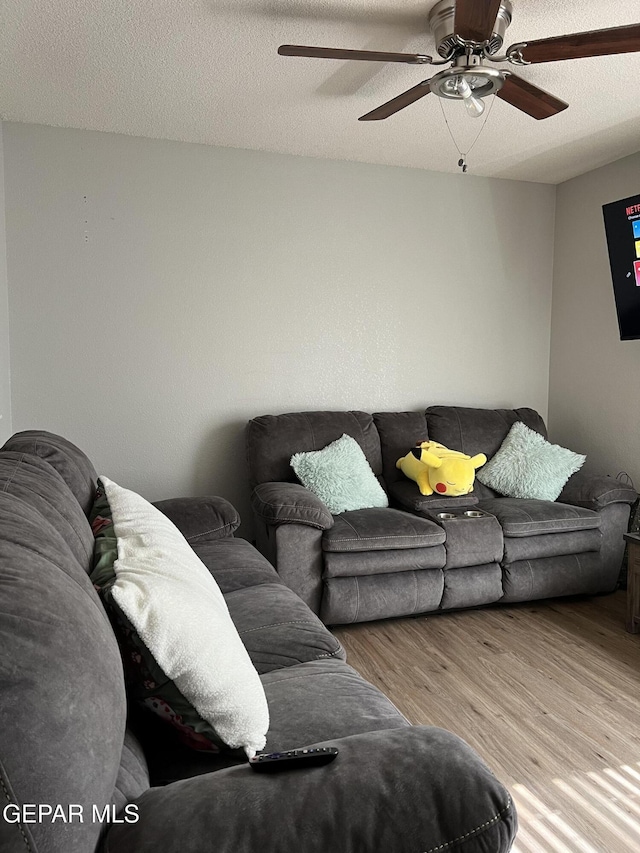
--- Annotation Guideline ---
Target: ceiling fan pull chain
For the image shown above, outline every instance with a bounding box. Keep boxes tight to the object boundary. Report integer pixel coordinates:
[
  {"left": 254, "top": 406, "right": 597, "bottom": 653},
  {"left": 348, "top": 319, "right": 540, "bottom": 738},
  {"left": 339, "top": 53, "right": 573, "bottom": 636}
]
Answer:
[{"left": 439, "top": 95, "right": 495, "bottom": 173}]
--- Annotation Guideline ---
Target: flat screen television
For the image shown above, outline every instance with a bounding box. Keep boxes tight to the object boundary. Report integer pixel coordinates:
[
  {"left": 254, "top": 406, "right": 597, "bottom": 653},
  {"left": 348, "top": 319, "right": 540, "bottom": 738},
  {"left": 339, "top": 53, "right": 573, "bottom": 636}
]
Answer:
[{"left": 602, "top": 192, "right": 640, "bottom": 341}]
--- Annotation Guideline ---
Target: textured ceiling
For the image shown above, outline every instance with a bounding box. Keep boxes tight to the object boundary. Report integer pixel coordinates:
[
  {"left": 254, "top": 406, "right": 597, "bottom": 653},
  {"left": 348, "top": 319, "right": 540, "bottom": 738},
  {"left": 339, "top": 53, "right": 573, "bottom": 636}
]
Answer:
[{"left": 2, "top": 1, "right": 640, "bottom": 183}]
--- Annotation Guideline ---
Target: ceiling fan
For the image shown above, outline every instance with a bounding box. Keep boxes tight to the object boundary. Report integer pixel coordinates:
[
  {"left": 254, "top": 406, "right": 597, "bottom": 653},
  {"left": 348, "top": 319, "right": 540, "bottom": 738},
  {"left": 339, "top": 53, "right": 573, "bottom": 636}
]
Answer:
[{"left": 278, "top": 0, "right": 640, "bottom": 121}]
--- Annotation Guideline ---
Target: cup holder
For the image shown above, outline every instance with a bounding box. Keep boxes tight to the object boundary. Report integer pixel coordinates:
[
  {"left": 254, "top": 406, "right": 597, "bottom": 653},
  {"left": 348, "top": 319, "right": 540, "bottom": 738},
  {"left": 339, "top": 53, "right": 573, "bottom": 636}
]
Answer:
[
  {"left": 464, "top": 510, "right": 484, "bottom": 518},
  {"left": 437, "top": 512, "right": 456, "bottom": 520}
]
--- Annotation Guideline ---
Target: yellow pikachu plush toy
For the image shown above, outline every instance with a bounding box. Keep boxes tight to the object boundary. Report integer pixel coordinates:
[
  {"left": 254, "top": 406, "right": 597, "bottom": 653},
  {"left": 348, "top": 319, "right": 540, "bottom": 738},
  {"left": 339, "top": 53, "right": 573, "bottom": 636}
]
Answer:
[{"left": 396, "top": 441, "right": 487, "bottom": 497}]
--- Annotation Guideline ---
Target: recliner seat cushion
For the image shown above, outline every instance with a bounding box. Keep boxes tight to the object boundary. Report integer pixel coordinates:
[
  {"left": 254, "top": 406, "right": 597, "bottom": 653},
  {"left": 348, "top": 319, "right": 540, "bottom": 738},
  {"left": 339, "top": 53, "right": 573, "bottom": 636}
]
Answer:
[
  {"left": 478, "top": 498, "right": 600, "bottom": 537},
  {"left": 322, "top": 508, "right": 445, "bottom": 552}
]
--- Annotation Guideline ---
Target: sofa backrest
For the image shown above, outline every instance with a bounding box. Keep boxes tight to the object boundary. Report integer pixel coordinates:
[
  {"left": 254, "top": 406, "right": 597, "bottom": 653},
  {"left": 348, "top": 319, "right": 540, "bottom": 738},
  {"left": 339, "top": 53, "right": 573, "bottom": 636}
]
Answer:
[
  {"left": 246, "top": 411, "right": 383, "bottom": 488},
  {"left": 0, "top": 432, "right": 148, "bottom": 853},
  {"left": 372, "top": 411, "right": 431, "bottom": 486},
  {"left": 425, "top": 406, "right": 548, "bottom": 499},
  {"left": 2, "top": 430, "right": 98, "bottom": 515}
]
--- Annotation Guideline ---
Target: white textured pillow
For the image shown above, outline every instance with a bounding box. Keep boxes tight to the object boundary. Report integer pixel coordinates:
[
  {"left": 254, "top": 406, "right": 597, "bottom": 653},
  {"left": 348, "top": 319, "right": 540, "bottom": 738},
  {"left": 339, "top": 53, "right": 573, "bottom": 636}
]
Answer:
[
  {"left": 476, "top": 421, "right": 586, "bottom": 501},
  {"left": 291, "top": 434, "right": 388, "bottom": 514},
  {"left": 101, "top": 476, "right": 269, "bottom": 757}
]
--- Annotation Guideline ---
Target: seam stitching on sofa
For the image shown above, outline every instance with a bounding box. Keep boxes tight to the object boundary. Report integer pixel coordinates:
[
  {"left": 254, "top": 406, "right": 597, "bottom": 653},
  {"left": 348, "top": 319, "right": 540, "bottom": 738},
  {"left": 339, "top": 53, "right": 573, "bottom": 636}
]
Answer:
[
  {"left": 252, "top": 493, "right": 330, "bottom": 526},
  {"left": 589, "top": 487, "right": 629, "bottom": 502},
  {"left": 302, "top": 412, "right": 316, "bottom": 449},
  {"left": 315, "top": 647, "right": 344, "bottom": 660},
  {"left": 503, "top": 520, "right": 595, "bottom": 531},
  {"left": 354, "top": 576, "right": 360, "bottom": 622},
  {"left": 329, "top": 534, "right": 441, "bottom": 542},
  {"left": 1, "top": 454, "right": 22, "bottom": 493},
  {"left": 264, "top": 670, "right": 369, "bottom": 686},
  {"left": 423, "top": 795, "right": 512, "bottom": 853},
  {"left": 453, "top": 408, "right": 465, "bottom": 454},
  {"left": 254, "top": 496, "right": 325, "bottom": 512},
  {"left": 187, "top": 523, "right": 233, "bottom": 541},
  {"left": 526, "top": 560, "right": 534, "bottom": 598},
  {"left": 0, "top": 772, "right": 33, "bottom": 852},
  {"left": 239, "top": 619, "right": 317, "bottom": 634},
  {"left": 339, "top": 516, "right": 360, "bottom": 537}
]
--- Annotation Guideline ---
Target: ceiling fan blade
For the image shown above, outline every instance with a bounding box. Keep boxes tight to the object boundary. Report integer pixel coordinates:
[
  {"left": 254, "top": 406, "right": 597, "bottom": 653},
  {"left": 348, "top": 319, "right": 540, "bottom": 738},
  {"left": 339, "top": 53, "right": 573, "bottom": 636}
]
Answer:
[
  {"left": 454, "top": 0, "right": 502, "bottom": 43},
  {"left": 358, "top": 81, "right": 432, "bottom": 121},
  {"left": 278, "top": 45, "right": 432, "bottom": 64},
  {"left": 514, "top": 23, "right": 640, "bottom": 64},
  {"left": 496, "top": 74, "right": 568, "bottom": 119}
]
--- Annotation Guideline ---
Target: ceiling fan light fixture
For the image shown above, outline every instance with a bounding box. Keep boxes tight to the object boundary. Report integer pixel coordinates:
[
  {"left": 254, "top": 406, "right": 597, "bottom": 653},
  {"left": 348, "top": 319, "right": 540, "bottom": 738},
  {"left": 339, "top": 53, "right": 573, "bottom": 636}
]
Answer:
[{"left": 429, "top": 64, "right": 504, "bottom": 105}]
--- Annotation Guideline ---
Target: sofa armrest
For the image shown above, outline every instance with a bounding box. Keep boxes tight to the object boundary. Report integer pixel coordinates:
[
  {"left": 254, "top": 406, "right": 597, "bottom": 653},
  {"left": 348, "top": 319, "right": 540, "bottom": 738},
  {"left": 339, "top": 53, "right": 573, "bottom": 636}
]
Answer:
[
  {"left": 558, "top": 473, "right": 637, "bottom": 510},
  {"left": 102, "top": 727, "right": 516, "bottom": 853},
  {"left": 251, "top": 482, "right": 334, "bottom": 531},
  {"left": 154, "top": 496, "right": 240, "bottom": 543}
]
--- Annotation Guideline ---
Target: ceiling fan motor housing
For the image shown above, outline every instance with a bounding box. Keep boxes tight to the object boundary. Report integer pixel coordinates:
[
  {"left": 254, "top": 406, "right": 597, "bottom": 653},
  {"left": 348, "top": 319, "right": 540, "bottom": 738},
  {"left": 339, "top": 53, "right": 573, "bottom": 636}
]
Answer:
[{"left": 428, "top": 0, "right": 513, "bottom": 56}]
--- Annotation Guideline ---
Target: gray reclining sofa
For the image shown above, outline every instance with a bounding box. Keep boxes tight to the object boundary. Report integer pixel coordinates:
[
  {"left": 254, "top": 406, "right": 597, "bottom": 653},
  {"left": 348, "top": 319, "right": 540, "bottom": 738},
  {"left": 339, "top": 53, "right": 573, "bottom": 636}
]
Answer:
[
  {"left": 247, "top": 406, "right": 637, "bottom": 625},
  {"left": 0, "top": 430, "right": 516, "bottom": 853}
]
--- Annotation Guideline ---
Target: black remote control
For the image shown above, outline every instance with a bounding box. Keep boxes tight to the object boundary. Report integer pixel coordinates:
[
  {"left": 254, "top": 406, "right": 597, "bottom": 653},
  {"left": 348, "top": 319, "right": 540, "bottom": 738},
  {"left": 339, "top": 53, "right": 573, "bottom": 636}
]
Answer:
[{"left": 249, "top": 747, "right": 339, "bottom": 773}]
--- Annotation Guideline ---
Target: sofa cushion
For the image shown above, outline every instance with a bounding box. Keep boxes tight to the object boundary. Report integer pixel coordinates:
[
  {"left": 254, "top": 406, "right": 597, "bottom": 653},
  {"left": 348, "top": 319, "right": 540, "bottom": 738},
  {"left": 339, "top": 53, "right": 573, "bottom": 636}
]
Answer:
[
  {"left": 110, "top": 730, "right": 150, "bottom": 813},
  {"left": 224, "top": 582, "right": 345, "bottom": 673},
  {"left": 104, "top": 726, "right": 516, "bottom": 853},
  {"left": 324, "top": 546, "right": 446, "bottom": 577},
  {"left": 322, "top": 507, "right": 445, "bottom": 552},
  {"left": 478, "top": 497, "right": 600, "bottom": 537},
  {"left": 0, "top": 493, "right": 127, "bottom": 853},
  {"left": 0, "top": 451, "right": 95, "bottom": 569},
  {"left": 192, "top": 537, "right": 283, "bottom": 593},
  {"left": 2, "top": 429, "right": 98, "bottom": 514},
  {"left": 260, "top": 659, "right": 410, "bottom": 749},
  {"left": 291, "top": 434, "right": 388, "bottom": 514},
  {"left": 90, "top": 477, "right": 269, "bottom": 756},
  {"left": 247, "top": 411, "right": 383, "bottom": 487},
  {"left": 476, "top": 421, "right": 586, "bottom": 501}
]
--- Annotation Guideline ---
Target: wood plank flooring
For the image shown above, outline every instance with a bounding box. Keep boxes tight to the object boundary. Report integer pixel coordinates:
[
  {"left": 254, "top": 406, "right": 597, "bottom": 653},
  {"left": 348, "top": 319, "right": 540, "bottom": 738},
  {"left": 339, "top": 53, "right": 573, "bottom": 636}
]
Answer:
[{"left": 333, "top": 592, "right": 640, "bottom": 853}]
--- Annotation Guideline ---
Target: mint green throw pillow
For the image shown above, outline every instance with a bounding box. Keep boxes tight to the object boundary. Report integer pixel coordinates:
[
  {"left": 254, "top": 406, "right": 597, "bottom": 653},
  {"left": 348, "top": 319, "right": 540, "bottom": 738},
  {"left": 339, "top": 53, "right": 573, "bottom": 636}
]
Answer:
[
  {"left": 476, "top": 421, "right": 586, "bottom": 501},
  {"left": 291, "top": 433, "right": 388, "bottom": 514}
]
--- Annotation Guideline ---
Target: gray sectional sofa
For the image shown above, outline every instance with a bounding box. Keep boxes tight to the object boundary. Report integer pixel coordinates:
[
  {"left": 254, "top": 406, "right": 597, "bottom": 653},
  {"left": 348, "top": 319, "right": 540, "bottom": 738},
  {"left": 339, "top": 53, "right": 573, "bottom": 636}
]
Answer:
[
  {"left": 0, "top": 430, "right": 517, "bottom": 852},
  {"left": 247, "top": 406, "right": 637, "bottom": 624}
]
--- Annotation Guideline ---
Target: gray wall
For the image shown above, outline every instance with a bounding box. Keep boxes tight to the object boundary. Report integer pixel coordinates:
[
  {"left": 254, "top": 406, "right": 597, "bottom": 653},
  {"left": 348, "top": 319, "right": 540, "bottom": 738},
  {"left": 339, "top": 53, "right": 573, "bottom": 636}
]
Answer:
[
  {"left": 0, "top": 125, "right": 11, "bottom": 444},
  {"left": 549, "top": 151, "right": 640, "bottom": 488},
  {"left": 3, "top": 122, "right": 556, "bottom": 532}
]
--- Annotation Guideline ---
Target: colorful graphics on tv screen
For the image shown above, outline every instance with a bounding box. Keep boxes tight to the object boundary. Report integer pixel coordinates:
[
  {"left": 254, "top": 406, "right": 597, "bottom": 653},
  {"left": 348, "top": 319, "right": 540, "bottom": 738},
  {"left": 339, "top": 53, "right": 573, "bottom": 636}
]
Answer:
[{"left": 603, "top": 193, "right": 640, "bottom": 340}]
